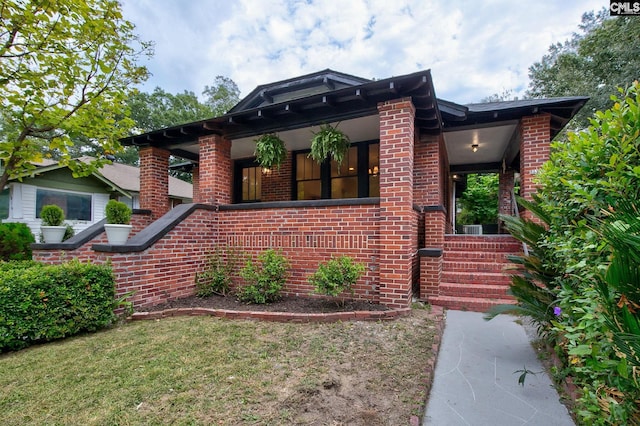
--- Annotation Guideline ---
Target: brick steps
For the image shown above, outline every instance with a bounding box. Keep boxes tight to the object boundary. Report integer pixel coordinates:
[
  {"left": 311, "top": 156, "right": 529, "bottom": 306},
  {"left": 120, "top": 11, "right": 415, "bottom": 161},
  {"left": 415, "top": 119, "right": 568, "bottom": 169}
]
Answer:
[
  {"left": 429, "top": 235, "right": 522, "bottom": 313},
  {"left": 440, "top": 283, "right": 511, "bottom": 299},
  {"left": 429, "top": 295, "right": 516, "bottom": 312}
]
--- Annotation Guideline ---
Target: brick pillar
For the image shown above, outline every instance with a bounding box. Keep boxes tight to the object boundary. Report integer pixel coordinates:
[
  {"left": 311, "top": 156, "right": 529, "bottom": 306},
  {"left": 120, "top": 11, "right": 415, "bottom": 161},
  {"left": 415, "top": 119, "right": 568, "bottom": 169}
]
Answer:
[
  {"left": 378, "top": 98, "right": 415, "bottom": 309},
  {"left": 520, "top": 114, "right": 551, "bottom": 220},
  {"left": 192, "top": 165, "right": 200, "bottom": 203},
  {"left": 198, "top": 134, "right": 232, "bottom": 205},
  {"left": 139, "top": 146, "right": 170, "bottom": 219},
  {"left": 416, "top": 135, "right": 446, "bottom": 301}
]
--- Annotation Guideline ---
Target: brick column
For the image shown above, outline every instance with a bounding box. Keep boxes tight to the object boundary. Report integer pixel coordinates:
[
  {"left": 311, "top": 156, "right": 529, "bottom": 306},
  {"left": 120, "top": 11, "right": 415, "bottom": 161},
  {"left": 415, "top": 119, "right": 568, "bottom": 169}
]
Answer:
[
  {"left": 191, "top": 165, "right": 200, "bottom": 203},
  {"left": 378, "top": 98, "right": 415, "bottom": 308},
  {"left": 198, "top": 134, "right": 232, "bottom": 205},
  {"left": 139, "top": 146, "right": 170, "bottom": 219},
  {"left": 520, "top": 114, "right": 551, "bottom": 220},
  {"left": 498, "top": 168, "right": 515, "bottom": 233},
  {"left": 416, "top": 136, "right": 446, "bottom": 301}
]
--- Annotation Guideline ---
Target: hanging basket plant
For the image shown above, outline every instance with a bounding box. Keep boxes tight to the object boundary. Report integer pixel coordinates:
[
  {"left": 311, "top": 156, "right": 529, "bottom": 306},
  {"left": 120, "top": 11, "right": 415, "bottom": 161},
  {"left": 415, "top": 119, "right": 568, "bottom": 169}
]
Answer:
[
  {"left": 308, "top": 123, "right": 351, "bottom": 166},
  {"left": 254, "top": 133, "right": 287, "bottom": 169}
]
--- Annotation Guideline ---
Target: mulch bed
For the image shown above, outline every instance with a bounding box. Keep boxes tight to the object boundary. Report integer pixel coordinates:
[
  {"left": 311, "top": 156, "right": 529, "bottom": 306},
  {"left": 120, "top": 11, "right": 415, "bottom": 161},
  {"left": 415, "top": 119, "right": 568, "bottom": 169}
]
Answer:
[{"left": 140, "top": 294, "right": 391, "bottom": 314}]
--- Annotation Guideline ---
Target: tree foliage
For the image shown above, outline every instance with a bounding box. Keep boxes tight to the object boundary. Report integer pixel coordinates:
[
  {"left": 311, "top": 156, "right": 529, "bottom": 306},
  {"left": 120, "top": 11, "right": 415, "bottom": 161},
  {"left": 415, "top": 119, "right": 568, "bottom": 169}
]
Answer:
[
  {"left": 528, "top": 9, "right": 640, "bottom": 130},
  {"left": 0, "top": 0, "right": 152, "bottom": 189},
  {"left": 456, "top": 173, "right": 498, "bottom": 225}
]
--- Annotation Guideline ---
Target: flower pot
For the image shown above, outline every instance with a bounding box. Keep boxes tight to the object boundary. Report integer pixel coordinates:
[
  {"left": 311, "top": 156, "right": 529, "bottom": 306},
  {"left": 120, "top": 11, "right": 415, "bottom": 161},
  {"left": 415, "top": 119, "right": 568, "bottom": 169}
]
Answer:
[
  {"left": 104, "top": 224, "right": 132, "bottom": 245},
  {"left": 41, "top": 226, "right": 67, "bottom": 243}
]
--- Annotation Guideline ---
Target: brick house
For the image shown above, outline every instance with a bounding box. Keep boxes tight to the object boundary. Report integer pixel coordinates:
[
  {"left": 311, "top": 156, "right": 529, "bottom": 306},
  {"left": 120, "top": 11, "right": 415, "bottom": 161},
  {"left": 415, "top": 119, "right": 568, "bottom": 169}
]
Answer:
[{"left": 33, "top": 69, "right": 586, "bottom": 311}]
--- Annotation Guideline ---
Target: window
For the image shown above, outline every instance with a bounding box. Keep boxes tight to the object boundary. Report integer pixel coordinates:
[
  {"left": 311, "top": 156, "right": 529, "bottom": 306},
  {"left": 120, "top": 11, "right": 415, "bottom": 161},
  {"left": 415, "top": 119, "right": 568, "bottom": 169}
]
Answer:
[
  {"left": 294, "top": 142, "right": 379, "bottom": 200},
  {"left": 36, "top": 188, "right": 92, "bottom": 221},
  {"left": 0, "top": 188, "right": 8, "bottom": 219},
  {"left": 234, "top": 160, "right": 262, "bottom": 202}
]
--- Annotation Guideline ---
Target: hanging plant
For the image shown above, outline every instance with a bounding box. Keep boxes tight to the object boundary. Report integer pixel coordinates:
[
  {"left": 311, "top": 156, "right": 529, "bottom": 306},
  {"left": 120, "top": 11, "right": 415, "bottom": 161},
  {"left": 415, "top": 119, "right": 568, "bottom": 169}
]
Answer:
[
  {"left": 308, "top": 123, "right": 351, "bottom": 166},
  {"left": 254, "top": 133, "right": 287, "bottom": 169}
]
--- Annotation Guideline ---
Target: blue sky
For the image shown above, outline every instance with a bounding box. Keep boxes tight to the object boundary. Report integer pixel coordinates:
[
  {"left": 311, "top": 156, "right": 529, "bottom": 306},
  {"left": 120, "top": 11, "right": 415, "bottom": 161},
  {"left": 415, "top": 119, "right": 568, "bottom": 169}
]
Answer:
[{"left": 121, "top": 0, "right": 607, "bottom": 104}]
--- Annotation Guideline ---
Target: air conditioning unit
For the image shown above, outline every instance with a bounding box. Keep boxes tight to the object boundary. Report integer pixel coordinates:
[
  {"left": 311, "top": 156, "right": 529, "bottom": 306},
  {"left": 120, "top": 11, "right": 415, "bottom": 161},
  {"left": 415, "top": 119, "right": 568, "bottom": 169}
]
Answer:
[{"left": 463, "top": 224, "right": 483, "bottom": 235}]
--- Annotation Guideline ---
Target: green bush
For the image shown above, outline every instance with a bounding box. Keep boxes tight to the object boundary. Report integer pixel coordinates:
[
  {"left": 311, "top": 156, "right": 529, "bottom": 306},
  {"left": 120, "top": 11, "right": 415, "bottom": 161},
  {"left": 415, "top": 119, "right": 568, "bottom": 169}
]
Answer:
[
  {"left": 309, "top": 256, "right": 365, "bottom": 300},
  {"left": 105, "top": 199, "right": 131, "bottom": 224},
  {"left": 195, "top": 247, "right": 244, "bottom": 297},
  {"left": 0, "top": 222, "right": 35, "bottom": 261},
  {"left": 238, "top": 249, "right": 289, "bottom": 304},
  {"left": 0, "top": 260, "right": 117, "bottom": 352},
  {"left": 40, "top": 204, "right": 65, "bottom": 226}
]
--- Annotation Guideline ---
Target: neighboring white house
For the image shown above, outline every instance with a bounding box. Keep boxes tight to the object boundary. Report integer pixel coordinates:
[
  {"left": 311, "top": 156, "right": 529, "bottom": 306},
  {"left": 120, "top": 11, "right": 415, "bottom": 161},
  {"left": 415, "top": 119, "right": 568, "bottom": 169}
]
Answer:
[{"left": 1, "top": 157, "right": 193, "bottom": 237}]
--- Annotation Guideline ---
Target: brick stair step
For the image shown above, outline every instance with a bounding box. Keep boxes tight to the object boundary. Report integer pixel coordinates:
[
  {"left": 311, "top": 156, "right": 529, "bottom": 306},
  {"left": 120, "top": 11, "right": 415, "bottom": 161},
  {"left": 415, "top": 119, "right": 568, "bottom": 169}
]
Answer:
[
  {"left": 443, "top": 260, "right": 515, "bottom": 273},
  {"left": 428, "top": 295, "right": 516, "bottom": 313},
  {"left": 441, "top": 271, "right": 513, "bottom": 285},
  {"left": 443, "top": 251, "right": 517, "bottom": 263},
  {"left": 439, "top": 283, "right": 511, "bottom": 299}
]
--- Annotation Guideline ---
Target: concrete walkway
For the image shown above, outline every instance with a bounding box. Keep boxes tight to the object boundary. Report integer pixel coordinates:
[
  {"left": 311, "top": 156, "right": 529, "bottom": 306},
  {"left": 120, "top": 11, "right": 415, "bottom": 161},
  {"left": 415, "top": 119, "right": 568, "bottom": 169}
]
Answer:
[{"left": 423, "top": 310, "right": 574, "bottom": 426}]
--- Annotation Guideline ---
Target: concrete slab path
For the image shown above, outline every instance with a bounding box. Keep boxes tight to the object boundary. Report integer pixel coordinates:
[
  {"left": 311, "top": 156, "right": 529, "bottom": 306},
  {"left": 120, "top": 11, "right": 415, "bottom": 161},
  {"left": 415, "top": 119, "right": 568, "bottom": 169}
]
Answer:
[{"left": 423, "top": 310, "right": 574, "bottom": 426}]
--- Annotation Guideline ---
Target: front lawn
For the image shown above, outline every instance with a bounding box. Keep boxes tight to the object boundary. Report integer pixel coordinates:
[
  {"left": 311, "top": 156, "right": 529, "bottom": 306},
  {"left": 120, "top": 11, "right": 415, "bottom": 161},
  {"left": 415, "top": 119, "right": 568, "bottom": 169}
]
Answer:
[{"left": 0, "top": 310, "right": 438, "bottom": 425}]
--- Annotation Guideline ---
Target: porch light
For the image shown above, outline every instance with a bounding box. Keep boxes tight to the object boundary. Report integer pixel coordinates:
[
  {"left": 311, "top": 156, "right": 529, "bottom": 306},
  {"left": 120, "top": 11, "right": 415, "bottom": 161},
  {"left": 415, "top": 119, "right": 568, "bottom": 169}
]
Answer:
[
  {"left": 262, "top": 167, "right": 272, "bottom": 175},
  {"left": 471, "top": 143, "right": 479, "bottom": 153}
]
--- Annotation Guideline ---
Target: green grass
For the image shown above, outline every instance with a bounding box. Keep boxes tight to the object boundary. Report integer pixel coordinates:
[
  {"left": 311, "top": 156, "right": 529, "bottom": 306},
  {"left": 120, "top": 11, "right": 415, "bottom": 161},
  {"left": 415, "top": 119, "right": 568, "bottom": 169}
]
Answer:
[{"left": 0, "top": 311, "right": 438, "bottom": 425}]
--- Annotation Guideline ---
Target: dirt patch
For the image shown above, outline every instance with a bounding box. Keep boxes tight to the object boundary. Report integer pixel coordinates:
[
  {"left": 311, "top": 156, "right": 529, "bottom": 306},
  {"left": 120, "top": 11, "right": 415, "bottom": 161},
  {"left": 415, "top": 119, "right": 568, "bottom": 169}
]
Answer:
[{"left": 142, "top": 294, "right": 390, "bottom": 313}]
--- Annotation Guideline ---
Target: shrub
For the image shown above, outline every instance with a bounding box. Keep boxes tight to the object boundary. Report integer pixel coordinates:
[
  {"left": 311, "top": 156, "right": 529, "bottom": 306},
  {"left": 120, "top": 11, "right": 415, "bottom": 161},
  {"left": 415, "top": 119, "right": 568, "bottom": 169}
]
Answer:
[
  {"left": 40, "top": 204, "right": 64, "bottom": 226},
  {"left": 238, "top": 249, "right": 289, "bottom": 304},
  {"left": 309, "top": 256, "right": 365, "bottom": 300},
  {"left": 195, "top": 247, "right": 244, "bottom": 297},
  {"left": 0, "top": 260, "right": 117, "bottom": 352},
  {"left": 63, "top": 224, "right": 75, "bottom": 241},
  {"left": 105, "top": 199, "right": 131, "bottom": 224},
  {"left": 0, "top": 222, "right": 35, "bottom": 261}
]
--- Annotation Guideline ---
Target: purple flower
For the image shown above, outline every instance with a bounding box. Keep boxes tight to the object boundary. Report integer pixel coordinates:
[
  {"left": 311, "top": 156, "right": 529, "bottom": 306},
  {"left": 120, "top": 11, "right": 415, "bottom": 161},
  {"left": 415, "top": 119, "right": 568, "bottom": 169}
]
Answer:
[{"left": 553, "top": 306, "right": 562, "bottom": 317}]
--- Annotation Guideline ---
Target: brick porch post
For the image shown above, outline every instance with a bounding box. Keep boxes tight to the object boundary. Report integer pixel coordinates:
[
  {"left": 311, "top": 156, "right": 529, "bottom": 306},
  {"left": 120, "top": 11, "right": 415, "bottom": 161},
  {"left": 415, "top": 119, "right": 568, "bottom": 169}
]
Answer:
[
  {"left": 417, "top": 136, "right": 446, "bottom": 301},
  {"left": 191, "top": 165, "right": 200, "bottom": 203},
  {"left": 198, "top": 134, "right": 232, "bottom": 205},
  {"left": 139, "top": 146, "right": 170, "bottom": 219},
  {"left": 520, "top": 114, "right": 551, "bottom": 220},
  {"left": 498, "top": 168, "right": 515, "bottom": 232},
  {"left": 377, "top": 98, "right": 415, "bottom": 309}
]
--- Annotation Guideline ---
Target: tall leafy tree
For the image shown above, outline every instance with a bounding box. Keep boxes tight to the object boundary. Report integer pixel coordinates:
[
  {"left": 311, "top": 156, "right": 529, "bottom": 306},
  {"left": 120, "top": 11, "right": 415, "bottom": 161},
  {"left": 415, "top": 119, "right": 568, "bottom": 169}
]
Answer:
[
  {"left": 528, "top": 9, "right": 640, "bottom": 130},
  {"left": 0, "top": 0, "right": 151, "bottom": 190},
  {"left": 203, "top": 75, "right": 240, "bottom": 116}
]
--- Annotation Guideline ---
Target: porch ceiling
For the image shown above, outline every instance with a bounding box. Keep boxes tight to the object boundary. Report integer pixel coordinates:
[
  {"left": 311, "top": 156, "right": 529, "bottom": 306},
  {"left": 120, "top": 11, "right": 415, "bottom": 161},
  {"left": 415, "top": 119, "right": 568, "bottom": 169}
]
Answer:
[{"left": 444, "top": 122, "right": 518, "bottom": 172}]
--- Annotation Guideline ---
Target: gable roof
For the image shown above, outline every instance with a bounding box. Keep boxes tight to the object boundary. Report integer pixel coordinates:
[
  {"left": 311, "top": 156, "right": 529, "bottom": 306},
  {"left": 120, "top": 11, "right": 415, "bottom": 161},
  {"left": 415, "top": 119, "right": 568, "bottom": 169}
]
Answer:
[
  {"left": 13, "top": 157, "right": 193, "bottom": 200},
  {"left": 229, "top": 69, "right": 371, "bottom": 113}
]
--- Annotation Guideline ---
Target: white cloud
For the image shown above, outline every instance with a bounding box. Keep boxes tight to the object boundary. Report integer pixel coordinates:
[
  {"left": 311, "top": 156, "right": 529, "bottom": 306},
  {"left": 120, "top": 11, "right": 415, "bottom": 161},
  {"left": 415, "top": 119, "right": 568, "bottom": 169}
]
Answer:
[{"left": 122, "top": 0, "right": 608, "bottom": 104}]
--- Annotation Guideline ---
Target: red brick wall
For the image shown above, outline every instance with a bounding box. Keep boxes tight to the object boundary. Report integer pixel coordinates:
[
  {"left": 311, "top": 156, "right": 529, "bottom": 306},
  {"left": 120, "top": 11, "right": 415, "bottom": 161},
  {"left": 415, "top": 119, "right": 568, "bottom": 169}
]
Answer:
[
  {"left": 198, "top": 134, "right": 232, "bottom": 205},
  {"left": 499, "top": 169, "right": 515, "bottom": 230},
  {"left": 192, "top": 166, "right": 200, "bottom": 203},
  {"left": 261, "top": 152, "right": 292, "bottom": 202},
  {"left": 217, "top": 204, "right": 380, "bottom": 301},
  {"left": 139, "top": 146, "right": 170, "bottom": 219},
  {"left": 378, "top": 97, "right": 416, "bottom": 308}
]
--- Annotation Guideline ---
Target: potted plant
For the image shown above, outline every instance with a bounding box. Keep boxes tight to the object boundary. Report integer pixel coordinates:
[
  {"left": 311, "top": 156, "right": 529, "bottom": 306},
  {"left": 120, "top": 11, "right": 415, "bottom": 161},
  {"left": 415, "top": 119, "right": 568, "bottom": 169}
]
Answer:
[
  {"left": 254, "top": 133, "right": 287, "bottom": 170},
  {"left": 308, "top": 123, "right": 350, "bottom": 166},
  {"left": 104, "top": 199, "right": 132, "bottom": 245},
  {"left": 40, "top": 204, "right": 67, "bottom": 243}
]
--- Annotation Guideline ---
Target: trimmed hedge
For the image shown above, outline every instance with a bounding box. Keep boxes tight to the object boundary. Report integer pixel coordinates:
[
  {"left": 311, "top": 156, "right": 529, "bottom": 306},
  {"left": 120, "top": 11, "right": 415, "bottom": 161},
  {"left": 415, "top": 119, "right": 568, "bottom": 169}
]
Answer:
[
  {"left": 0, "top": 222, "right": 35, "bottom": 261},
  {"left": 0, "top": 260, "right": 117, "bottom": 352}
]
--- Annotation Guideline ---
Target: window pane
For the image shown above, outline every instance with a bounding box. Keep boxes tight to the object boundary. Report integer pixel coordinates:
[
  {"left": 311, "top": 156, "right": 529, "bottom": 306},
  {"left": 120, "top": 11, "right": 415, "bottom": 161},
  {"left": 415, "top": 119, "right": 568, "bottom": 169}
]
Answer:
[
  {"left": 297, "top": 154, "right": 320, "bottom": 180},
  {"left": 331, "top": 146, "right": 357, "bottom": 177},
  {"left": 36, "top": 189, "right": 92, "bottom": 221},
  {"left": 297, "top": 180, "right": 321, "bottom": 200},
  {"left": 368, "top": 143, "right": 380, "bottom": 196},
  {"left": 241, "top": 166, "right": 261, "bottom": 202},
  {"left": 0, "top": 188, "right": 8, "bottom": 219},
  {"left": 331, "top": 176, "right": 358, "bottom": 199}
]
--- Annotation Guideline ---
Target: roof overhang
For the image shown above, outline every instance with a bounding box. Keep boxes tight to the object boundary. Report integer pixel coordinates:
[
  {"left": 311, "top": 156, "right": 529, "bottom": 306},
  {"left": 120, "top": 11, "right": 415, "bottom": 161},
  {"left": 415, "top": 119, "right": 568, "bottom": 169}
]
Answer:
[{"left": 121, "top": 70, "right": 441, "bottom": 161}]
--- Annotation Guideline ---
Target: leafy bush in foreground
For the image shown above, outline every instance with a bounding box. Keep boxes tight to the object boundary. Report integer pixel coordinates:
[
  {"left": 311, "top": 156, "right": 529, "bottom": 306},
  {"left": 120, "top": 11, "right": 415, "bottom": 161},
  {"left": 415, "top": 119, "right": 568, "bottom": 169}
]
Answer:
[
  {"left": 0, "top": 222, "right": 35, "bottom": 261},
  {"left": 239, "top": 249, "right": 289, "bottom": 304},
  {"left": 0, "top": 260, "right": 117, "bottom": 352}
]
